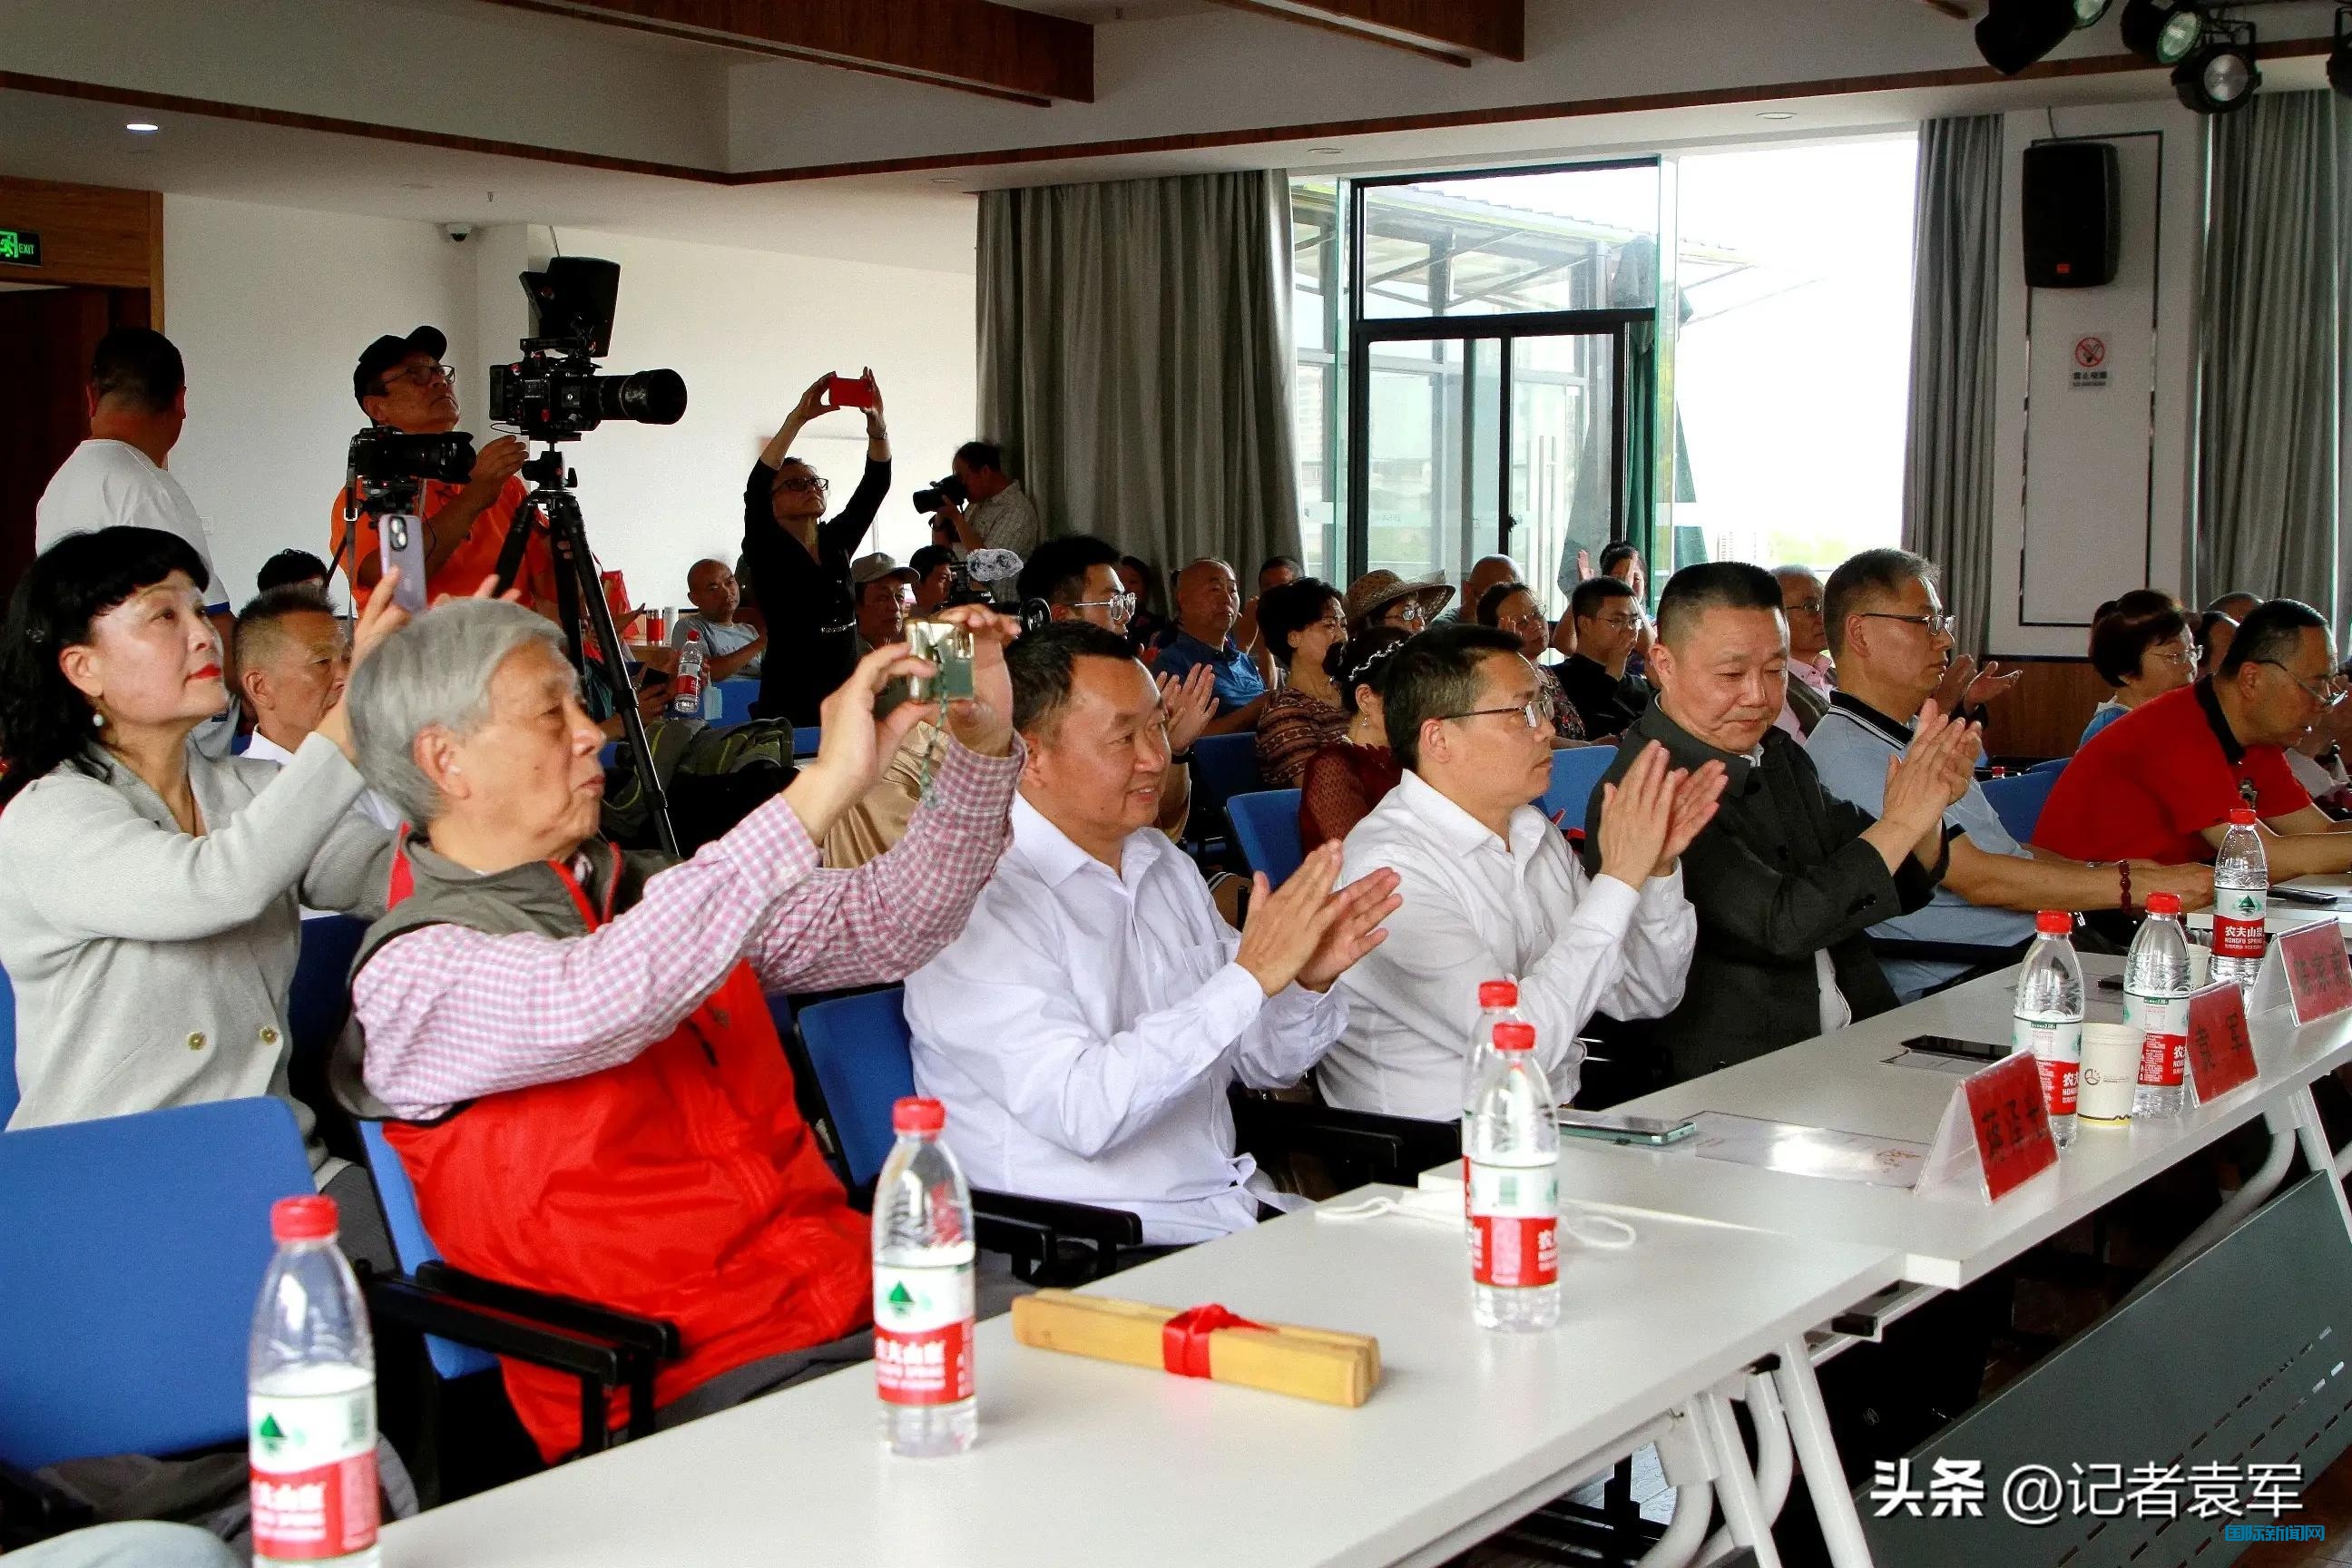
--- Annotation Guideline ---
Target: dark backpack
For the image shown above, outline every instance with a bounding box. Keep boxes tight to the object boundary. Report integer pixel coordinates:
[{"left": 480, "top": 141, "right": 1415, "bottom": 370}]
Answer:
[{"left": 601, "top": 718, "right": 798, "bottom": 853}]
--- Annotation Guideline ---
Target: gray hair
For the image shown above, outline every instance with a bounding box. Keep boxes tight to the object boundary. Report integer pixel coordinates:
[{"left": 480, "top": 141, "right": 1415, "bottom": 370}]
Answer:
[{"left": 348, "top": 599, "right": 567, "bottom": 827}]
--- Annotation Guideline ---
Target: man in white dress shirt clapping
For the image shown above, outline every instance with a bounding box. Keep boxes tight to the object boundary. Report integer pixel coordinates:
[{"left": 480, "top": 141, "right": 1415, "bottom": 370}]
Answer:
[
  {"left": 905, "top": 621, "right": 1400, "bottom": 1245},
  {"left": 1327, "top": 623, "right": 1722, "bottom": 1119}
]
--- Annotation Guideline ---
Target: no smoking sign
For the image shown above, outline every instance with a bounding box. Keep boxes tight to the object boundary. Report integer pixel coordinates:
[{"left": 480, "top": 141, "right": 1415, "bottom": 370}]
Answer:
[{"left": 2071, "top": 334, "right": 2110, "bottom": 389}]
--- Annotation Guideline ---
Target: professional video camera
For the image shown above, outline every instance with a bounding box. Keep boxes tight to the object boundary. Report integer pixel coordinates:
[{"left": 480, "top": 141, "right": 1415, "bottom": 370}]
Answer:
[
  {"left": 912, "top": 474, "right": 968, "bottom": 514},
  {"left": 342, "top": 428, "right": 474, "bottom": 514},
  {"left": 487, "top": 257, "right": 688, "bottom": 443}
]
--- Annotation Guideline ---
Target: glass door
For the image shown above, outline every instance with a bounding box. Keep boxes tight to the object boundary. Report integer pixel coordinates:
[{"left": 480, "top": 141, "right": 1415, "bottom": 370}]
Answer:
[{"left": 1353, "top": 327, "right": 1622, "bottom": 619}]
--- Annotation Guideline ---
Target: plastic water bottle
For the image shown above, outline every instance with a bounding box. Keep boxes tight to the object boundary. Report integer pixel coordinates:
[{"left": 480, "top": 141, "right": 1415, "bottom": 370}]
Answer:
[
  {"left": 2127, "top": 891, "right": 2194, "bottom": 1119},
  {"left": 671, "top": 627, "right": 707, "bottom": 719},
  {"left": 1467, "top": 1022, "right": 1560, "bottom": 1332},
  {"left": 2211, "top": 807, "right": 2270, "bottom": 988},
  {"left": 1460, "top": 980, "right": 1524, "bottom": 1243},
  {"left": 873, "top": 1096, "right": 976, "bottom": 1456},
  {"left": 2013, "top": 911, "right": 2084, "bottom": 1149},
  {"left": 249, "top": 1196, "right": 379, "bottom": 1568}
]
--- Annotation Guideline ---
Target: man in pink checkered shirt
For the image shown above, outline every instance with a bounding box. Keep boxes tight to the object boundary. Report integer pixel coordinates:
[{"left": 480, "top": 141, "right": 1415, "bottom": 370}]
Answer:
[{"left": 332, "top": 598, "right": 1020, "bottom": 1455}]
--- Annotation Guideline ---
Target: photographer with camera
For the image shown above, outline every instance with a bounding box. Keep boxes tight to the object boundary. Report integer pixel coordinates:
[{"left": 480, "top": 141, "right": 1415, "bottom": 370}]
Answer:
[
  {"left": 742, "top": 371, "right": 891, "bottom": 726},
  {"left": 927, "top": 440, "right": 1041, "bottom": 563},
  {"left": 331, "top": 327, "right": 559, "bottom": 616}
]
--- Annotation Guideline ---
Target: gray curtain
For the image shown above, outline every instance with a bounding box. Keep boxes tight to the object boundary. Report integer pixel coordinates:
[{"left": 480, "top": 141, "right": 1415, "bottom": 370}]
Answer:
[
  {"left": 2196, "top": 91, "right": 2349, "bottom": 638},
  {"left": 977, "top": 171, "right": 1302, "bottom": 575},
  {"left": 1902, "top": 114, "right": 2004, "bottom": 653}
]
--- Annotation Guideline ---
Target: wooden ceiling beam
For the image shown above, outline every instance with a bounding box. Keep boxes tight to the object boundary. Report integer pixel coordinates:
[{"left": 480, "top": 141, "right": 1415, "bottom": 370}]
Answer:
[
  {"left": 474, "top": 0, "right": 1093, "bottom": 105},
  {"left": 1203, "top": 0, "right": 1523, "bottom": 64}
]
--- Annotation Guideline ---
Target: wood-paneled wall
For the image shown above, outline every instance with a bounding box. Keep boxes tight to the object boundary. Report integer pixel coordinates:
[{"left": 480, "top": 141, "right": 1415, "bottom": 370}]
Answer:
[
  {"left": 1982, "top": 657, "right": 2114, "bottom": 761},
  {"left": 0, "top": 176, "right": 164, "bottom": 322}
]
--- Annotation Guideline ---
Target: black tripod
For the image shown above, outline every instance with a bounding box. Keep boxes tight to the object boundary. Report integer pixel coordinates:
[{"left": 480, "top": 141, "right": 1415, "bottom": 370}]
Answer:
[{"left": 519, "top": 446, "right": 680, "bottom": 857}]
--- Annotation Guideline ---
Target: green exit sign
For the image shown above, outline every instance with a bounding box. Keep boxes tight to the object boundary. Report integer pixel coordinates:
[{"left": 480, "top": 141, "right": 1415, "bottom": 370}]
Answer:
[{"left": 0, "top": 229, "right": 43, "bottom": 266}]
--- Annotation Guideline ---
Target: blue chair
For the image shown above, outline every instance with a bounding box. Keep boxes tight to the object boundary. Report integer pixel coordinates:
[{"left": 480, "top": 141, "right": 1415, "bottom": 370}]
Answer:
[
  {"left": 718, "top": 678, "right": 760, "bottom": 720},
  {"left": 0, "top": 1100, "right": 314, "bottom": 1473},
  {"left": 1983, "top": 769, "right": 2061, "bottom": 844},
  {"left": 1227, "top": 789, "right": 1305, "bottom": 887},
  {"left": 356, "top": 1121, "right": 679, "bottom": 1462},
  {"left": 360, "top": 1122, "right": 497, "bottom": 1383},
  {"left": 792, "top": 989, "right": 1140, "bottom": 1279},
  {"left": 597, "top": 741, "right": 620, "bottom": 769},
  {"left": 0, "top": 962, "right": 16, "bottom": 1128},
  {"left": 793, "top": 727, "right": 822, "bottom": 758},
  {"left": 1541, "top": 745, "right": 1619, "bottom": 831},
  {"left": 2028, "top": 757, "right": 2069, "bottom": 775}
]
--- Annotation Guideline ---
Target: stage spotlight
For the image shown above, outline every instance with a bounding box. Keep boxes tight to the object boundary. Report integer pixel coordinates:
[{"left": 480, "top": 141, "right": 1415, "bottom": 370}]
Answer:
[
  {"left": 2073, "top": 0, "right": 2115, "bottom": 24},
  {"left": 2121, "top": 0, "right": 2203, "bottom": 64},
  {"left": 1975, "top": 0, "right": 2070, "bottom": 74},
  {"left": 2173, "top": 31, "right": 2260, "bottom": 114}
]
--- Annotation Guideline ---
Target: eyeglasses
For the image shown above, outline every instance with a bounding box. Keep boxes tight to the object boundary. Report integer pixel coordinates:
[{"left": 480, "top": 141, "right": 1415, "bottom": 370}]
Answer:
[
  {"left": 1784, "top": 598, "right": 1826, "bottom": 617},
  {"left": 773, "top": 474, "right": 831, "bottom": 495},
  {"left": 2260, "top": 661, "right": 2349, "bottom": 708},
  {"left": 379, "top": 361, "right": 455, "bottom": 391},
  {"left": 1383, "top": 602, "right": 1430, "bottom": 629},
  {"left": 1443, "top": 691, "right": 1556, "bottom": 731},
  {"left": 1501, "top": 609, "right": 1550, "bottom": 634},
  {"left": 1069, "top": 592, "right": 1137, "bottom": 626},
  {"left": 1590, "top": 612, "right": 1643, "bottom": 632},
  {"left": 2149, "top": 645, "right": 2198, "bottom": 669},
  {"left": 1860, "top": 611, "right": 1955, "bottom": 636}
]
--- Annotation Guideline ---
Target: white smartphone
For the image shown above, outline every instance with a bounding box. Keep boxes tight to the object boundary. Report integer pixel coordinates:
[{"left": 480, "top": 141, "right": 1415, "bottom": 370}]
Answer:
[{"left": 377, "top": 514, "right": 428, "bottom": 614}]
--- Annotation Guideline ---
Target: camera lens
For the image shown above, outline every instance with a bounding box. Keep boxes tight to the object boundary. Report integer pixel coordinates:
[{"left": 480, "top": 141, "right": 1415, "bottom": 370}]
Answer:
[{"left": 596, "top": 368, "right": 688, "bottom": 426}]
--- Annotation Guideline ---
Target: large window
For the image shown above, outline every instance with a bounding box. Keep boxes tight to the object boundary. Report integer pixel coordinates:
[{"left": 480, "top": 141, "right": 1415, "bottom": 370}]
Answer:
[
  {"left": 1671, "top": 139, "right": 1919, "bottom": 576},
  {"left": 1291, "top": 134, "right": 1917, "bottom": 592}
]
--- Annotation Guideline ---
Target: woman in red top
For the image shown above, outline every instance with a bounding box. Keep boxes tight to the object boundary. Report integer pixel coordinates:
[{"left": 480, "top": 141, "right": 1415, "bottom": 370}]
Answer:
[{"left": 1299, "top": 627, "right": 1412, "bottom": 854}]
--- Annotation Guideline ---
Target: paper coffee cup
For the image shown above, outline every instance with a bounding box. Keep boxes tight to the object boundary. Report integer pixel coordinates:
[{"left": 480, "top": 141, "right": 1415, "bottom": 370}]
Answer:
[{"left": 2078, "top": 1021, "right": 2141, "bottom": 1122}]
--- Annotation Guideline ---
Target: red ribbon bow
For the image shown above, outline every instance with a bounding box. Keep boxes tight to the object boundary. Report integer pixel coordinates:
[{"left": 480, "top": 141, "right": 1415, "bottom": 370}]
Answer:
[{"left": 1161, "top": 1303, "right": 1267, "bottom": 1379}]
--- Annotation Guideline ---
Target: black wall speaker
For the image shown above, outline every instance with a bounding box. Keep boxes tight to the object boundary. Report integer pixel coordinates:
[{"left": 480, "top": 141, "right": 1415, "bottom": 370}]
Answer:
[{"left": 2023, "top": 141, "right": 2122, "bottom": 289}]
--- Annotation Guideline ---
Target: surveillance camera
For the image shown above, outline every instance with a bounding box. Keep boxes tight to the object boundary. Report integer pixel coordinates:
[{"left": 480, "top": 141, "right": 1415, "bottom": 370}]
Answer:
[{"left": 442, "top": 222, "right": 474, "bottom": 244}]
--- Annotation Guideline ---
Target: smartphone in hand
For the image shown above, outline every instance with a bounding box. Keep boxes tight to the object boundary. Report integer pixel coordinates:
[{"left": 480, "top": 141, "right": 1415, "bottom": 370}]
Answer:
[
  {"left": 378, "top": 514, "right": 428, "bottom": 614},
  {"left": 826, "top": 373, "right": 877, "bottom": 409}
]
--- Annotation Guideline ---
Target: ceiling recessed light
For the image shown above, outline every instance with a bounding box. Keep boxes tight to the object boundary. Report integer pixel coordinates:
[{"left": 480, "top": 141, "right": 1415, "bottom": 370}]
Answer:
[
  {"left": 1312, "top": 146, "right": 1345, "bottom": 154},
  {"left": 397, "top": 181, "right": 433, "bottom": 191},
  {"left": 931, "top": 175, "right": 962, "bottom": 185},
  {"left": 1757, "top": 111, "right": 1797, "bottom": 121},
  {"left": 124, "top": 122, "right": 159, "bottom": 133}
]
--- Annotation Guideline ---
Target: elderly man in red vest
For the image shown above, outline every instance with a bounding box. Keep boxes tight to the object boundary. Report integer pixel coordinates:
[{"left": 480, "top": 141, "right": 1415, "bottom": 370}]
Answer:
[{"left": 333, "top": 597, "right": 1019, "bottom": 1459}]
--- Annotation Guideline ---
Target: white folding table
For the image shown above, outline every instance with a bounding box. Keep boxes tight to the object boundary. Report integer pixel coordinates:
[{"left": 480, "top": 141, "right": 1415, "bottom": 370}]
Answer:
[{"left": 380, "top": 1193, "right": 1900, "bottom": 1568}]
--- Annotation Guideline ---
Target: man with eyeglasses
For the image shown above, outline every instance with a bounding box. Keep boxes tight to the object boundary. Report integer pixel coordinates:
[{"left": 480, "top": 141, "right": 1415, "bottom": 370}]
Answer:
[
  {"left": 1772, "top": 566, "right": 1835, "bottom": 738},
  {"left": 1558, "top": 575, "right": 1653, "bottom": 740},
  {"left": 740, "top": 371, "right": 892, "bottom": 726},
  {"left": 1584, "top": 563, "right": 1981, "bottom": 1085},
  {"left": 1324, "top": 623, "right": 1712, "bottom": 1120},
  {"left": 1807, "top": 551, "right": 2213, "bottom": 998},
  {"left": 2038, "top": 598, "right": 2352, "bottom": 879},
  {"left": 333, "top": 326, "right": 555, "bottom": 615}
]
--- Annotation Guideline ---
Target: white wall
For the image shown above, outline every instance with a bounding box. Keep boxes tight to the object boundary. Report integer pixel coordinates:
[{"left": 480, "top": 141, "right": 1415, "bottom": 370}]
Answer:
[
  {"left": 1984, "top": 101, "right": 2204, "bottom": 659},
  {"left": 158, "top": 196, "right": 975, "bottom": 612},
  {"left": 163, "top": 194, "right": 475, "bottom": 603}
]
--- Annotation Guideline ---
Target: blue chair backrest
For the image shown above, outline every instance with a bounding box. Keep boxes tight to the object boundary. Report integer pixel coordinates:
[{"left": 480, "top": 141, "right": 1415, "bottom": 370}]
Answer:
[
  {"left": 289, "top": 915, "right": 368, "bottom": 1067},
  {"left": 359, "top": 1121, "right": 499, "bottom": 1381},
  {"left": 2028, "top": 756, "right": 2069, "bottom": 775},
  {"left": 1227, "top": 789, "right": 1305, "bottom": 886},
  {"left": 0, "top": 962, "right": 16, "bottom": 1128},
  {"left": 793, "top": 727, "right": 823, "bottom": 758},
  {"left": 1541, "top": 745, "right": 1619, "bottom": 832},
  {"left": 0, "top": 1099, "right": 315, "bottom": 1468},
  {"left": 795, "top": 989, "right": 916, "bottom": 1189},
  {"left": 718, "top": 677, "right": 760, "bottom": 719},
  {"left": 1190, "top": 733, "right": 1262, "bottom": 809},
  {"left": 1983, "top": 769, "right": 2060, "bottom": 844}
]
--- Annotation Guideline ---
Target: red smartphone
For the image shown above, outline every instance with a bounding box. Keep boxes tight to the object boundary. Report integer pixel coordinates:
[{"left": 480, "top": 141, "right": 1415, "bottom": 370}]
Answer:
[{"left": 826, "top": 373, "right": 877, "bottom": 409}]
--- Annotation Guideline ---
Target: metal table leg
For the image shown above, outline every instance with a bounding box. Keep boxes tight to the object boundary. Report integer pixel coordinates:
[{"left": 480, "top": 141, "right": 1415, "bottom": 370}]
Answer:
[
  {"left": 1693, "top": 1386, "right": 1782, "bottom": 1568},
  {"left": 2288, "top": 1084, "right": 2352, "bottom": 1243},
  {"left": 1773, "top": 1338, "right": 1877, "bottom": 1568}
]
